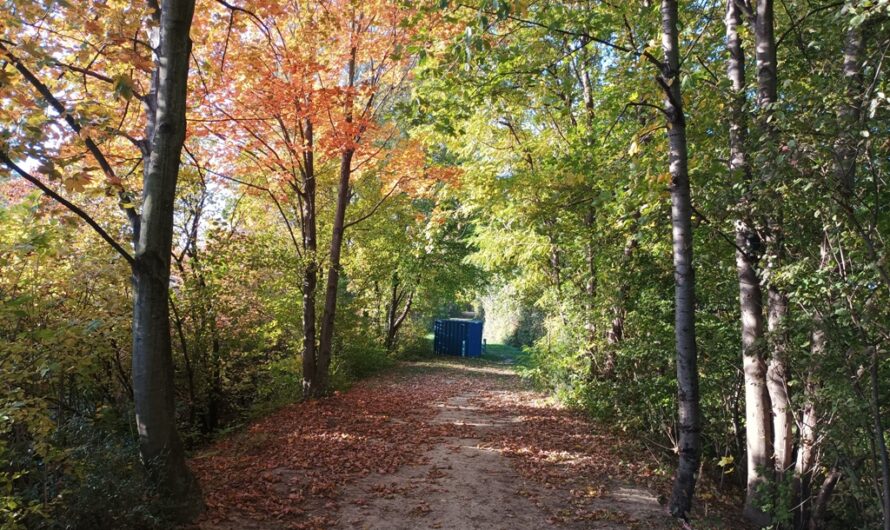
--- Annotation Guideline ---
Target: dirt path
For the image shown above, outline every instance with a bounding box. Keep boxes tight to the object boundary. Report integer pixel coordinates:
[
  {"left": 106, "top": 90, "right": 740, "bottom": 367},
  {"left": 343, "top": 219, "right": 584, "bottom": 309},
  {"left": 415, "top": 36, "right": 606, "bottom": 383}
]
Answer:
[
  {"left": 335, "top": 389, "right": 666, "bottom": 529},
  {"left": 192, "top": 359, "right": 695, "bottom": 529}
]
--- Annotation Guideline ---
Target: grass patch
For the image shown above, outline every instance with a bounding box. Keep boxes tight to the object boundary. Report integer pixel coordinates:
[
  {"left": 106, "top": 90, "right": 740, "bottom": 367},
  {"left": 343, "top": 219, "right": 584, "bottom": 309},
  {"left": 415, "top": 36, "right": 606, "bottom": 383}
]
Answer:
[{"left": 482, "top": 342, "right": 531, "bottom": 367}]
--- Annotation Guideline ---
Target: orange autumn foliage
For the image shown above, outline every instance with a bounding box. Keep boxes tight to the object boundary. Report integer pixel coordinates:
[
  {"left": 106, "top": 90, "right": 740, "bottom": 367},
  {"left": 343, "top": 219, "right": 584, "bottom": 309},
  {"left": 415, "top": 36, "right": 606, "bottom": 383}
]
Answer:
[{"left": 190, "top": 0, "right": 456, "bottom": 201}]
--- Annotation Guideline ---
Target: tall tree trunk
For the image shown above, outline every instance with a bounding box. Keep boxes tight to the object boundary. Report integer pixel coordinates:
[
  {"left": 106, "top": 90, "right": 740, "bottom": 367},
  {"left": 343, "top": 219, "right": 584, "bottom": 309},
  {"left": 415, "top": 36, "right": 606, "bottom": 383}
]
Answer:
[
  {"left": 727, "top": 1, "right": 773, "bottom": 523},
  {"left": 316, "top": 43, "right": 358, "bottom": 395},
  {"left": 316, "top": 147, "right": 354, "bottom": 395},
  {"left": 833, "top": 26, "right": 864, "bottom": 198},
  {"left": 581, "top": 55, "right": 598, "bottom": 376},
  {"left": 131, "top": 0, "right": 201, "bottom": 514},
  {"left": 385, "top": 273, "right": 402, "bottom": 348},
  {"left": 795, "top": 240, "right": 834, "bottom": 530},
  {"left": 752, "top": 0, "right": 794, "bottom": 479},
  {"left": 766, "top": 287, "right": 792, "bottom": 473},
  {"left": 834, "top": 23, "right": 874, "bottom": 529},
  {"left": 794, "top": 372, "right": 818, "bottom": 528},
  {"left": 301, "top": 260, "right": 319, "bottom": 394},
  {"left": 661, "top": 0, "right": 702, "bottom": 519},
  {"left": 580, "top": 56, "right": 598, "bottom": 376},
  {"left": 300, "top": 120, "right": 321, "bottom": 398}
]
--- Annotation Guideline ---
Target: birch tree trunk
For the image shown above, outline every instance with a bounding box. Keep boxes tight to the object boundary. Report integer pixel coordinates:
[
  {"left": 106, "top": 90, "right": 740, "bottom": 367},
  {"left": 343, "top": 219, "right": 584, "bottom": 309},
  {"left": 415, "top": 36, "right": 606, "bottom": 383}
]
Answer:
[
  {"left": 752, "top": 0, "right": 794, "bottom": 478},
  {"left": 766, "top": 287, "right": 792, "bottom": 472},
  {"left": 660, "top": 0, "right": 701, "bottom": 519},
  {"left": 726, "top": 1, "right": 773, "bottom": 523},
  {"left": 131, "top": 0, "right": 201, "bottom": 513},
  {"left": 794, "top": 351, "right": 819, "bottom": 529}
]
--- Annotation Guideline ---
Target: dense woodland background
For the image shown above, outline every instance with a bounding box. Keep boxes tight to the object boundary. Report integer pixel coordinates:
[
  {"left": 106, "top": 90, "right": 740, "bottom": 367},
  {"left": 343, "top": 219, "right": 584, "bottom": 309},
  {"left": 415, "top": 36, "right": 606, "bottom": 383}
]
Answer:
[{"left": 1, "top": 0, "right": 889, "bottom": 528}]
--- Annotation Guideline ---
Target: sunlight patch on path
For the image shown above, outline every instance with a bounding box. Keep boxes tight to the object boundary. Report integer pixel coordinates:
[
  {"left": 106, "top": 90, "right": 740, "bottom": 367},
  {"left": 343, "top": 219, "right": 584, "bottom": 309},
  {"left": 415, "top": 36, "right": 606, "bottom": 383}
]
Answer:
[
  {"left": 333, "top": 389, "right": 672, "bottom": 529},
  {"left": 404, "top": 360, "right": 516, "bottom": 376}
]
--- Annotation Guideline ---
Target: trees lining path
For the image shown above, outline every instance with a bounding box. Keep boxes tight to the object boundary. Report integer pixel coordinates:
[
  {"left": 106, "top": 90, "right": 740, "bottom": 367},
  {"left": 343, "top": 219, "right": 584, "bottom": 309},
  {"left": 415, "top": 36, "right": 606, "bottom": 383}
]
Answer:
[{"left": 191, "top": 356, "right": 742, "bottom": 529}]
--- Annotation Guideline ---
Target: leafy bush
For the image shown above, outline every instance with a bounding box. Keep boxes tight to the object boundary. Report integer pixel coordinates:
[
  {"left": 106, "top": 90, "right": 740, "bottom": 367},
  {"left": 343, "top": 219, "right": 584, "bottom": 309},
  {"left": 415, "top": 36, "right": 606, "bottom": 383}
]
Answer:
[
  {"left": 331, "top": 340, "right": 393, "bottom": 388},
  {"left": 0, "top": 409, "right": 186, "bottom": 530},
  {"left": 249, "top": 354, "right": 303, "bottom": 417},
  {"left": 47, "top": 421, "right": 172, "bottom": 530},
  {"left": 392, "top": 319, "right": 435, "bottom": 360}
]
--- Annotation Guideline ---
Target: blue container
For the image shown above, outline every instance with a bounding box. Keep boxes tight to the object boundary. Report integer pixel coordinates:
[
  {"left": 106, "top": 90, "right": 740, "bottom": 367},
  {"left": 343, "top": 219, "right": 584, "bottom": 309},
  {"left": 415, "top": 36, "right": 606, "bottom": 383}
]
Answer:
[{"left": 434, "top": 319, "right": 483, "bottom": 357}]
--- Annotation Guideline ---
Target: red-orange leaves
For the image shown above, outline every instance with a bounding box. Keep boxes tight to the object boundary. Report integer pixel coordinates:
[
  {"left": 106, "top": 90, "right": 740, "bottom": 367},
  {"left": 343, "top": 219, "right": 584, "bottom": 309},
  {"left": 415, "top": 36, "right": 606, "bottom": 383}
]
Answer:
[
  {"left": 190, "top": 370, "right": 477, "bottom": 527},
  {"left": 190, "top": 0, "right": 450, "bottom": 204}
]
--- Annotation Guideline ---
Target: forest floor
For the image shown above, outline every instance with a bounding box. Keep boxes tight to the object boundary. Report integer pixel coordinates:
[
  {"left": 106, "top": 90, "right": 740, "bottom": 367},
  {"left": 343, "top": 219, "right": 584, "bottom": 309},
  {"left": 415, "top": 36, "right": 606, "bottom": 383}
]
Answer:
[{"left": 189, "top": 349, "right": 743, "bottom": 529}]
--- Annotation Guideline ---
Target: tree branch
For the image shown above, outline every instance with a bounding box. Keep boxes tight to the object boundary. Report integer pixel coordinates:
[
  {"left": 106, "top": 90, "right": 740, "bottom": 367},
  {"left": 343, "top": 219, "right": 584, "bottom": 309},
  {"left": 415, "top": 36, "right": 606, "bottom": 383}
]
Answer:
[
  {"left": 628, "top": 100, "right": 670, "bottom": 117},
  {"left": 776, "top": 2, "right": 844, "bottom": 49},
  {"left": 52, "top": 60, "right": 147, "bottom": 100},
  {"left": 455, "top": 2, "right": 665, "bottom": 70},
  {"left": 0, "top": 41, "right": 141, "bottom": 238},
  {"left": 689, "top": 202, "right": 754, "bottom": 260},
  {"left": 183, "top": 149, "right": 303, "bottom": 258},
  {"left": 0, "top": 151, "right": 135, "bottom": 266},
  {"left": 343, "top": 178, "right": 403, "bottom": 230},
  {"left": 214, "top": 0, "right": 277, "bottom": 48}
]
